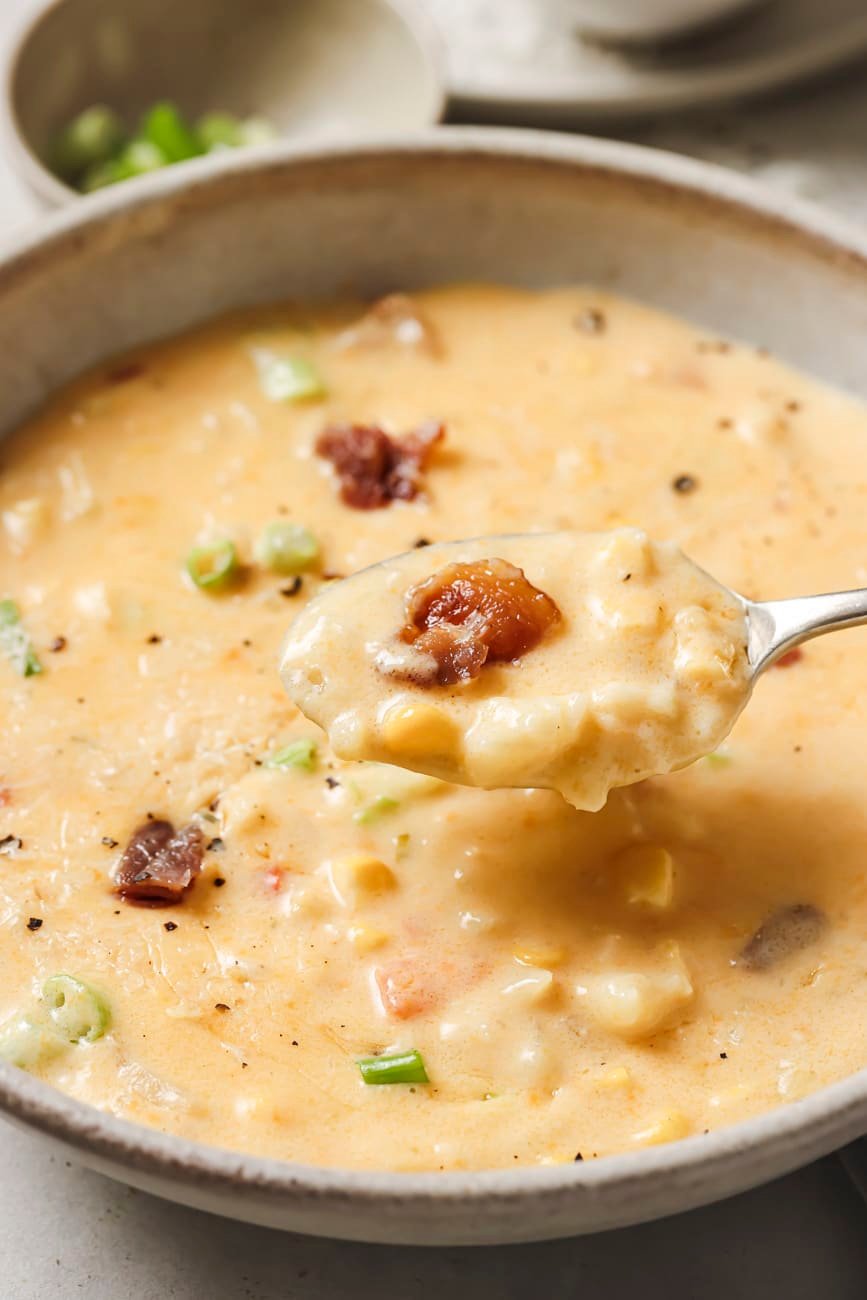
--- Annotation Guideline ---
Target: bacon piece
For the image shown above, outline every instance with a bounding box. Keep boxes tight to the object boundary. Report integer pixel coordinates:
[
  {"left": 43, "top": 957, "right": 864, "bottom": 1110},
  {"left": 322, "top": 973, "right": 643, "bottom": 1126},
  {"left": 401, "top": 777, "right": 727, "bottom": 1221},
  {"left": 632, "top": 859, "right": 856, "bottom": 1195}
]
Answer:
[
  {"left": 316, "top": 420, "right": 444, "bottom": 510},
  {"left": 115, "top": 820, "right": 204, "bottom": 905},
  {"left": 334, "top": 294, "right": 441, "bottom": 356},
  {"left": 394, "top": 558, "right": 561, "bottom": 686}
]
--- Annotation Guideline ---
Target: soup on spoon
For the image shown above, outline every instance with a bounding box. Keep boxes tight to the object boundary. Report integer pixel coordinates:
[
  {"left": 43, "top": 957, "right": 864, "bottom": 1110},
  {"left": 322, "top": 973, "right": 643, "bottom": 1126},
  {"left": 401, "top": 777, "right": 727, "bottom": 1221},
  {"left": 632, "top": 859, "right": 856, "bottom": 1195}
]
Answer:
[{"left": 280, "top": 527, "right": 752, "bottom": 810}]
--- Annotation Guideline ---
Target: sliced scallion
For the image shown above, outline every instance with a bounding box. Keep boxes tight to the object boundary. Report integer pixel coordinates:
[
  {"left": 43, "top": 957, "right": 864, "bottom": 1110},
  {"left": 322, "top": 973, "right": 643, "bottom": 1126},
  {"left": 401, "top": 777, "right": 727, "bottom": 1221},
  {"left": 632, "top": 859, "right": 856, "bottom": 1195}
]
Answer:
[
  {"left": 196, "top": 111, "right": 243, "bottom": 151},
  {"left": 141, "top": 102, "right": 203, "bottom": 163},
  {"left": 237, "top": 116, "right": 279, "bottom": 147},
  {"left": 266, "top": 738, "right": 317, "bottom": 772},
  {"left": 354, "top": 795, "right": 399, "bottom": 825},
  {"left": 358, "top": 1048, "right": 429, "bottom": 1085},
  {"left": 0, "top": 599, "right": 41, "bottom": 677},
  {"left": 51, "top": 105, "right": 126, "bottom": 183},
  {"left": 43, "top": 974, "right": 111, "bottom": 1044},
  {"left": 0, "top": 1016, "right": 64, "bottom": 1070},
  {"left": 254, "top": 521, "right": 319, "bottom": 574},
  {"left": 250, "top": 347, "right": 326, "bottom": 403},
  {"left": 185, "top": 540, "right": 239, "bottom": 593}
]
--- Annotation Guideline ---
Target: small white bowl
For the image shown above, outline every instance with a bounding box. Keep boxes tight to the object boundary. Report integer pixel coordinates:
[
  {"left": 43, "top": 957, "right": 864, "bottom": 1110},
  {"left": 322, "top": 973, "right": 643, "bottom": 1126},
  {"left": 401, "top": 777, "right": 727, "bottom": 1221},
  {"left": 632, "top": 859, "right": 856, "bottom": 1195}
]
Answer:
[
  {"left": 0, "top": 0, "right": 444, "bottom": 206},
  {"left": 574, "top": 0, "right": 765, "bottom": 44}
]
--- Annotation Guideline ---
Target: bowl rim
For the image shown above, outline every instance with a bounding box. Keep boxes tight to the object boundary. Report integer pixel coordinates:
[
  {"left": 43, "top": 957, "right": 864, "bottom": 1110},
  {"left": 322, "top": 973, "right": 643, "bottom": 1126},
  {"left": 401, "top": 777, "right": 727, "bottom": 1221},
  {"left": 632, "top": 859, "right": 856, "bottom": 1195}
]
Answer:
[
  {"left": 0, "top": 0, "right": 448, "bottom": 206},
  {"left": 0, "top": 126, "right": 866, "bottom": 1217}
]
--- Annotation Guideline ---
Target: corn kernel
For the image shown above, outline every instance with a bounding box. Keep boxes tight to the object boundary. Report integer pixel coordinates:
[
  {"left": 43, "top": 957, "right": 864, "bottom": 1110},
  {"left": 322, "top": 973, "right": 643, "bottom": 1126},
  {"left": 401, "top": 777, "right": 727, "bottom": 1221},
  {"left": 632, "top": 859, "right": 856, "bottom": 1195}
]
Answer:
[
  {"left": 332, "top": 852, "right": 396, "bottom": 899},
  {"left": 612, "top": 844, "right": 674, "bottom": 910},
  {"left": 514, "top": 945, "right": 566, "bottom": 968},
  {"left": 595, "top": 1066, "right": 632, "bottom": 1091},
  {"left": 631, "top": 1110, "right": 691, "bottom": 1146},
  {"left": 380, "top": 701, "right": 458, "bottom": 759},
  {"left": 348, "top": 925, "right": 389, "bottom": 954}
]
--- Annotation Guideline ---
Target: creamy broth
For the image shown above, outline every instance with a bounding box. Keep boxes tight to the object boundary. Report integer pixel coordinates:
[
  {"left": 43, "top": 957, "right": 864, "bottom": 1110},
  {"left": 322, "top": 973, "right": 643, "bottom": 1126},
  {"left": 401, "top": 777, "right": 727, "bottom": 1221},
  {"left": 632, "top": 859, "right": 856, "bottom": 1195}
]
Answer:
[
  {"left": 281, "top": 529, "right": 750, "bottom": 809},
  {"left": 2, "top": 285, "right": 867, "bottom": 1171}
]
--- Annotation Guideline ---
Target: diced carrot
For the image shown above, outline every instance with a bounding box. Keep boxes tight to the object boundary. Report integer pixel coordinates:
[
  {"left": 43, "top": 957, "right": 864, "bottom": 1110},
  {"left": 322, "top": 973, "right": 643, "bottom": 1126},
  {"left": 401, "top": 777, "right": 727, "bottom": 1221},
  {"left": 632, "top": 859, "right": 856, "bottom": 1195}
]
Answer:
[
  {"left": 375, "top": 959, "right": 437, "bottom": 1020},
  {"left": 775, "top": 648, "right": 804, "bottom": 669}
]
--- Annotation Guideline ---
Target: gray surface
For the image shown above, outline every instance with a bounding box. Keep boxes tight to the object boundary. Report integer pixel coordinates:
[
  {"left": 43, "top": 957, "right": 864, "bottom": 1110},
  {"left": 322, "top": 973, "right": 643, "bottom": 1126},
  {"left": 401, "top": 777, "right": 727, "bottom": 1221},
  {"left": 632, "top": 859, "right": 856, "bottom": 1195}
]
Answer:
[
  {"left": 1, "top": 1122, "right": 866, "bottom": 1299},
  {"left": 2, "top": 1, "right": 867, "bottom": 1293}
]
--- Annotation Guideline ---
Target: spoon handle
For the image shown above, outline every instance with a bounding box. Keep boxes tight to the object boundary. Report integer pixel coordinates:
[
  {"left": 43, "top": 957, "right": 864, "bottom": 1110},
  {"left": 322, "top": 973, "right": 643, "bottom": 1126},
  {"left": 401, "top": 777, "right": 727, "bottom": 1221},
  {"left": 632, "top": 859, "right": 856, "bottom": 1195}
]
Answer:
[{"left": 747, "top": 588, "right": 867, "bottom": 676}]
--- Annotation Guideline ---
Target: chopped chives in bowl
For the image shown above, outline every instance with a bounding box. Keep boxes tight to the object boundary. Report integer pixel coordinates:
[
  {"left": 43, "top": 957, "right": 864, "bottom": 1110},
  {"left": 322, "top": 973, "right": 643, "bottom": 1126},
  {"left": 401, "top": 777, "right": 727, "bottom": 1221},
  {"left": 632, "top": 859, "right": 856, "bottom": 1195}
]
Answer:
[
  {"left": 50, "top": 101, "right": 279, "bottom": 193},
  {"left": 266, "top": 738, "right": 318, "bottom": 771},
  {"left": 0, "top": 599, "right": 41, "bottom": 677},
  {"left": 357, "top": 1049, "right": 429, "bottom": 1085},
  {"left": 254, "top": 522, "right": 320, "bottom": 574}
]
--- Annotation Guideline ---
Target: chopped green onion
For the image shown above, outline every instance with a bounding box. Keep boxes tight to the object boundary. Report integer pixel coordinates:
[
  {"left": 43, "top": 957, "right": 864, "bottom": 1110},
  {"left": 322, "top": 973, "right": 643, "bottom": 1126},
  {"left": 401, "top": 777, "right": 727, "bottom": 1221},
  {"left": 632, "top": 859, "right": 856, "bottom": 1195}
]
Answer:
[
  {"left": 196, "top": 111, "right": 243, "bottom": 151},
  {"left": 43, "top": 975, "right": 110, "bottom": 1044},
  {"left": 357, "top": 1049, "right": 429, "bottom": 1085},
  {"left": 121, "top": 138, "right": 168, "bottom": 175},
  {"left": 50, "top": 105, "right": 126, "bottom": 182},
  {"left": 0, "top": 1016, "right": 64, "bottom": 1070},
  {"left": 185, "top": 540, "right": 239, "bottom": 593},
  {"left": 237, "top": 116, "right": 279, "bottom": 147},
  {"left": 0, "top": 599, "right": 41, "bottom": 677},
  {"left": 250, "top": 347, "right": 326, "bottom": 403},
  {"left": 266, "top": 738, "right": 317, "bottom": 772},
  {"left": 140, "top": 102, "right": 203, "bottom": 163},
  {"left": 704, "top": 750, "right": 733, "bottom": 767},
  {"left": 254, "top": 522, "right": 319, "bottom": 574},
  {"left": 354, "top": 795, "right": 399, "bottom": 825}
]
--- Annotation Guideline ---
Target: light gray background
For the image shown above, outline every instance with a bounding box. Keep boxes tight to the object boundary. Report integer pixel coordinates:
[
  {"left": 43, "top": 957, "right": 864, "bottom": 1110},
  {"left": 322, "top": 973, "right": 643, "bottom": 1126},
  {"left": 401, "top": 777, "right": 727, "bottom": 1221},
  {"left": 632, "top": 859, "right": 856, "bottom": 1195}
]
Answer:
[{"left": 2, "top": 2, "right": 867, "bottom": 1294}]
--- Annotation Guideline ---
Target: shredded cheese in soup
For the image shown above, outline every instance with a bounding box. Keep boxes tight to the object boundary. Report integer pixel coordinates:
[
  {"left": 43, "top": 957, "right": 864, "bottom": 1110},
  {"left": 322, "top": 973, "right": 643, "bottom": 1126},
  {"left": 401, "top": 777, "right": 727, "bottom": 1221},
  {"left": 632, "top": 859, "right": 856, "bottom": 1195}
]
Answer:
[{"left": 1, "top": 285, "right": 867, "bottom": 1171}]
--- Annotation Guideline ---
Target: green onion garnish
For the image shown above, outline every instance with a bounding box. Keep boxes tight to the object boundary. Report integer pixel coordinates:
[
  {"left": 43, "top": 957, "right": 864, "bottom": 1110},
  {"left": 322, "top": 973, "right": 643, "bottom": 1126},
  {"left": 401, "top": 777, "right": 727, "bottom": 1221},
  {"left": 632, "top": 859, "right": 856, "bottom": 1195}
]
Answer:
[
  {"left": 266, "top": 738, "right": 317, "bottom": 771},
  {"left": 0, "top": 599, "right": 41, "bottom": 677},
  {"left": 704, "top": 750, "right": 733, "bottom": 767},
  {"left": 254, "top": 522, "right": 319, "bottom": 574},
  {"left": 141, "top": 102, "right": 203, "bottom": 163},
  {"left": 43, "top": 974, "right": 110, "bottom": 1044},
  {"left": 0, "top": 1016, "right": 65, "bottom": 1070},
  {"left": 185, "top": 540, "right": 239, "bottom": 593},
  {"left": 237, "top": 116, "right": 279, "bottom": 147},
  {"left": 357, "top": 1049, "right": 429, "bottom": 1085},
  {"left": 354, "top": 795, "right": 399, "bottom": 825},
  {"left": 50, "top": 105, "right": 126, "bottom": 183},
  {"left": 250, "top": 347, "right": 326, "bottom": 403},
  {"left": 196, "top": 111, "right": 243, "bottom": 151}
]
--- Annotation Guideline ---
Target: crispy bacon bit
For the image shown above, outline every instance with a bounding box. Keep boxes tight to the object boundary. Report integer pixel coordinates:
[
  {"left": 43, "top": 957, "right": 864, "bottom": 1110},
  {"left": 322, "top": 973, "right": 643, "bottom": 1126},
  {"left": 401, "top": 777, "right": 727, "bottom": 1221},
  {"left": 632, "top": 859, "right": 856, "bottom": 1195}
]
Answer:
[
  {"left": 335, "top": 293, "right": 441, "bottom": 356},
  {"left": 316, "top": 420, "right": 444, "bottom": 510},
  {"left": 115, "top": 819, "right": 204, "bottom": 905},
  {"left": 391, "top": 558, "right": 561, "bottom": 686},
  {"left": 739, "top": 903, "right": 825, "bottom": 971},
  {"left": 775, "top": 647, "right": 804, "bottom": 669}
]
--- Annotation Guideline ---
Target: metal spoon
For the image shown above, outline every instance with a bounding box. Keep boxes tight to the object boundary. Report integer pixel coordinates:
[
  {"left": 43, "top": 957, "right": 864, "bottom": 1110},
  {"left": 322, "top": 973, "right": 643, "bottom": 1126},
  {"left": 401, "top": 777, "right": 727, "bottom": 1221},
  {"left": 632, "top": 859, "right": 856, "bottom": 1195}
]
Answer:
[{"left": 745, "top": 586, "right": 867, "bottom": 676}]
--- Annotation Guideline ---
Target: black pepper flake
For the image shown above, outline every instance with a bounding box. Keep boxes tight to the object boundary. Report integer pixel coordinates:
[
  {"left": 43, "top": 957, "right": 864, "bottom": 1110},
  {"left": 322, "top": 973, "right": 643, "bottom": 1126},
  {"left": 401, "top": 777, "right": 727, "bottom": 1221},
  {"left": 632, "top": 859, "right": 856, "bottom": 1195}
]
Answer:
[
  {"left": 163, "top": 921, "right": 178, "bottom": 932},
  {"left": 101, "top": 836, "right": 119, "bottom": 848},
  {"left": 242, "top": 639, "right": 252, "bottom": 648},
  {"left": 206, "top": 837, "right": 225, "bottom": 853},
  {"left": 622, "top": 572, "right": 632, "bottom": 582},
  {"left": 574, "top": 1153, "right": 584, "bottom": 1162},
  {"left": 214, "top": 1003, "right": 230, "bottom": 1012},
  {"left": 280, "top": 577, "right": 303, "bottom": 598},
  {"left": 208, "top": 797, "right": 220, "bottom": 813},
  {"left": 291, "top": 1039, "right": 299, "bottom": 1047},
  {"left": 413, "top": 537, "right": 432, "bottom": 549},
  {"left": 720, "top": 1052, "right": 728, "bottom": 1059},
  {"left": 49, "top": 636, "right": 67, "bottom": 653},
  {"left": 0, "top": 834, "right": 23, "bottom": 854},
  {"left": 325, "top": 776, "right": 340, "bottom": 790},
  {"left": 673, "top": 474, "right": 698, "bottom": 494},
  {"left": 241, "top": 1061, "right": 248, "bottom": 1068},
  {"left": 574, "top": 308, "right": 606, "bottom": 335},
  {"left": 213, "top": 877, "right": 226, "bottom": 888},
  {"left": 26, "top": 917, "right": 43, "bottom": 931},
  {"left": 147, "top": 634, "right": 163, "bottom": 645}
]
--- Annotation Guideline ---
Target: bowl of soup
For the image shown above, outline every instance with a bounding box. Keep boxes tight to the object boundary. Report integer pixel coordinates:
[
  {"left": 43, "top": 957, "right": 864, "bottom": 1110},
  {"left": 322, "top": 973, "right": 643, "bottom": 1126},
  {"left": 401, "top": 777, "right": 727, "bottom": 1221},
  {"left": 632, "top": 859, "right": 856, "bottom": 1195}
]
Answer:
[{"left": 0, "top": 130, "right": 866, "bottom": 1245}]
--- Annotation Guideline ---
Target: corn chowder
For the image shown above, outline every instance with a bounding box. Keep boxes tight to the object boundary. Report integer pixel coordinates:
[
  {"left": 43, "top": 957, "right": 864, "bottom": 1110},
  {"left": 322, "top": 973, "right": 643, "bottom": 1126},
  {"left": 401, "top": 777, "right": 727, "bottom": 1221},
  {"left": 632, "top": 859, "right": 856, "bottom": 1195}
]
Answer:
[
  {"left": 1, "top": 285, "right": 867, "bottom": 1171},
  {"left": 281, "top": 529, "right": 750, "bottom": 810}
]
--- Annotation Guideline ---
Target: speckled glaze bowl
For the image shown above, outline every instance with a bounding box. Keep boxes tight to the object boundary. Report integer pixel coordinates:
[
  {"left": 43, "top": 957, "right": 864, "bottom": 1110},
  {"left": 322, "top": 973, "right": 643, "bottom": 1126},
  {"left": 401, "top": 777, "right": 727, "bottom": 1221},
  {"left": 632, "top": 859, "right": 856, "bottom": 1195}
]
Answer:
[{"left": 0, "top": 131, "right": 866, "bottom": 1245}]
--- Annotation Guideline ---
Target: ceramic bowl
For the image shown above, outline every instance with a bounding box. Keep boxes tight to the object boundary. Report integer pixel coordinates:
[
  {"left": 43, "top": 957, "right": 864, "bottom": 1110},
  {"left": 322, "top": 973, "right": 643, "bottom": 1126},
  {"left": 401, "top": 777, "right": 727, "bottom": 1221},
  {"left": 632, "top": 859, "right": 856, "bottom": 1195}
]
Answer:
[
  {"left": 573, "top": 0, "right": 763, "bottom": 44},
  {"left": 1, "top": 0, "right": 444, "bottom": 205},
  {"left": 0, "top": 130, "right": 866, "bottom": 1245}
]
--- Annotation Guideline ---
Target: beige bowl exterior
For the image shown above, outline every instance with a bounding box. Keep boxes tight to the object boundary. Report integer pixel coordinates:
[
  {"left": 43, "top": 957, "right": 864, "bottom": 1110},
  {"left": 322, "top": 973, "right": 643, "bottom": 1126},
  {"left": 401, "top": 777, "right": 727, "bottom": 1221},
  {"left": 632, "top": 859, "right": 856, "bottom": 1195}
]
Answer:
[{"left": 0, "top": 130, "right": 865, "bottom": 1244}]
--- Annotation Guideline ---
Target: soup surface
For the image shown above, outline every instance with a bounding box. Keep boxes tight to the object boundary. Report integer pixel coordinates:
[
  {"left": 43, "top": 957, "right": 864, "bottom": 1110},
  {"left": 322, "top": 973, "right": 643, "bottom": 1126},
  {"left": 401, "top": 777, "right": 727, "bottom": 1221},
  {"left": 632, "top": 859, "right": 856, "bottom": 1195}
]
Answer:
[
  {"left": 2, "top": 285, "right": 867, "bottom": 1171},
  {"left": 281, "top": 529, "right": 751, "bottom": 810}
]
